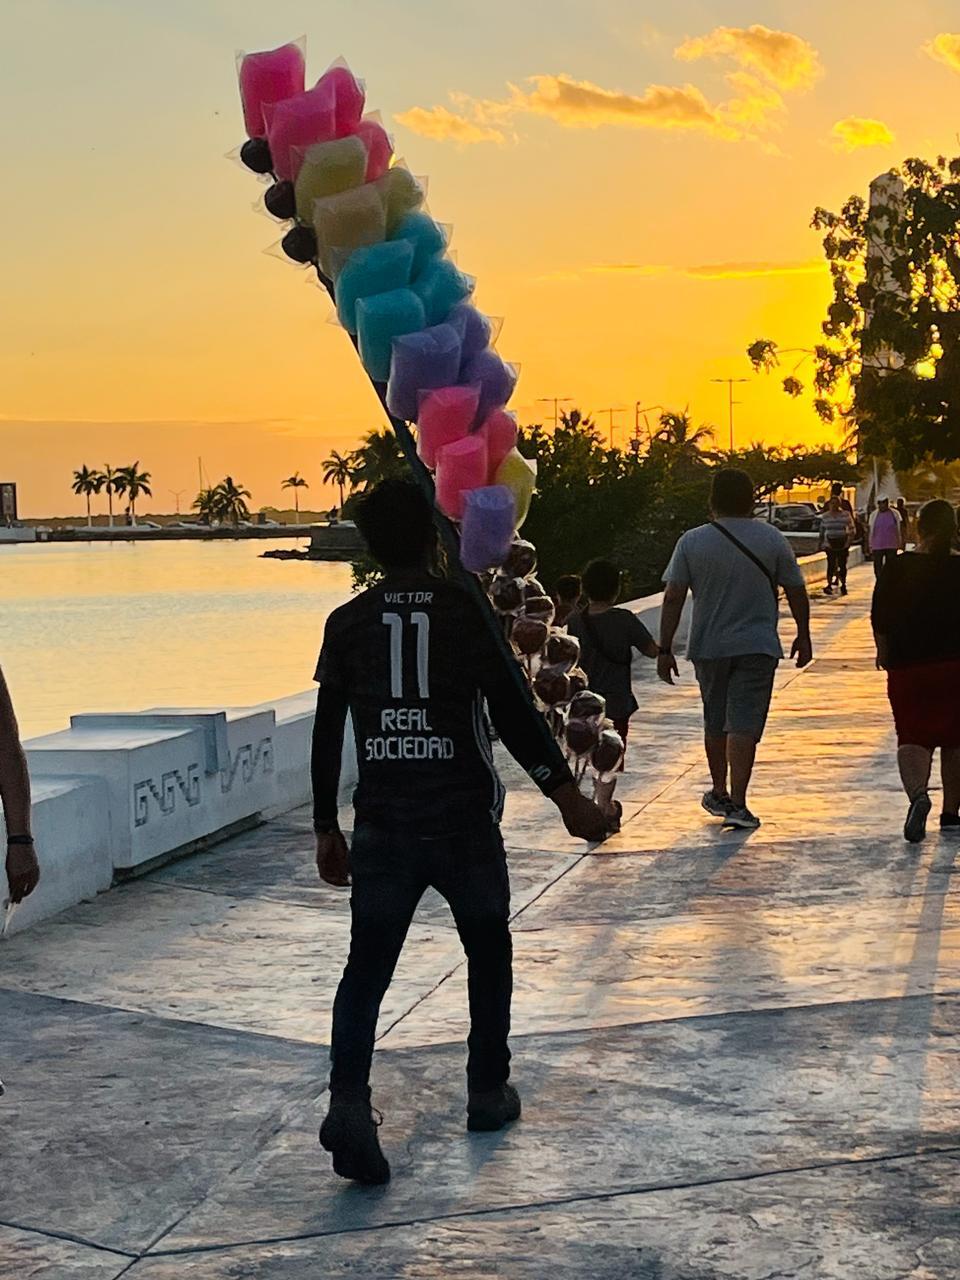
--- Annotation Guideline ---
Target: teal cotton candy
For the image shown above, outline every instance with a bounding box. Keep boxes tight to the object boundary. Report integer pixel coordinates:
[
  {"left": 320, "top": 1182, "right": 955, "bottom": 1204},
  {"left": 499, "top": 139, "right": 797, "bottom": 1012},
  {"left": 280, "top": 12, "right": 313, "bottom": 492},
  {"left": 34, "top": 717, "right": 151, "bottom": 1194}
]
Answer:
[
  {"left": 391, "top": 212, "right": 447, "bottom": 277},
  {"left": 335, "top": 241, "right": 415, "bottom": 334},
  {"left": 356, "top": 288, "right": 426, "bottom": 383},
  {"left": 412, "top": 257, "right": 473, "bottom": 326}
]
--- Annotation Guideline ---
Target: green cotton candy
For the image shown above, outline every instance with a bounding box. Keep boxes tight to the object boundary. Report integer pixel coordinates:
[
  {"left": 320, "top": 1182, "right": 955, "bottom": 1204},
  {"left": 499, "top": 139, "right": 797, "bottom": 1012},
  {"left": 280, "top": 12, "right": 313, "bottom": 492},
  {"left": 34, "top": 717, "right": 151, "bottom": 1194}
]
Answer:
[
  {"left": 356, "top": 288, "right": 426, "bottom": 383},
  {"left": 335, "top": 241, "right": 415, "bottom": 334},
  {"left": 412, "top": 257, "right": 473, "bottom": 326},
  {"left": 391, "top": 212, "right": 447, "bottom": 277},
  {"left": 374, "top": 166, "right": 425, "bottom": 233},
  {"left": 294, "top": 136, "right": 369, "bottom": 222}
]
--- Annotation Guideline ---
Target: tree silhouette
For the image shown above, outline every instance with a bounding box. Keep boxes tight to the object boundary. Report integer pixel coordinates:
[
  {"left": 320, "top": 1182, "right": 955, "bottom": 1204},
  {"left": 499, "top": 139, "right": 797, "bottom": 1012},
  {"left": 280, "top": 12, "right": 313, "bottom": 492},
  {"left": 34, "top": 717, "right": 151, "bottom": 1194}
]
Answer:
[{"left": 71, "top": 465, "right": 104, "bottom": 528}]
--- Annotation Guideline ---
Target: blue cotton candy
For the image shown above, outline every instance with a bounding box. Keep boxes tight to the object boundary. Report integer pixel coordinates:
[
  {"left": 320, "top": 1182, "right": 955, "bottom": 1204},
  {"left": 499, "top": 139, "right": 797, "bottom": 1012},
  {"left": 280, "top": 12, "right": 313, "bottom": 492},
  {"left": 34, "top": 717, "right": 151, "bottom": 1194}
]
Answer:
[
  {"left": 335, "top": 241, "right": 415, "bottom": 334},
  {"left": 391, "top": 212, "right": 447, "bottom": 277},
  {"left": 386, "top": 323, "right": 462, "bottom": 422},
  {"left": 461, "top": 347, "right": 518, "bottom": 423},
  {"left": 413, "top": 257, "right": 473, "bottom": 326},
  {"left": 461, "top": 485, "right": 517, "bottom": 571},
  {"left": 356, "top": 289, "right": 427, "bottom": 383},
  {"left": 447, "top": 303, "right": 492, "bottom": 369}
]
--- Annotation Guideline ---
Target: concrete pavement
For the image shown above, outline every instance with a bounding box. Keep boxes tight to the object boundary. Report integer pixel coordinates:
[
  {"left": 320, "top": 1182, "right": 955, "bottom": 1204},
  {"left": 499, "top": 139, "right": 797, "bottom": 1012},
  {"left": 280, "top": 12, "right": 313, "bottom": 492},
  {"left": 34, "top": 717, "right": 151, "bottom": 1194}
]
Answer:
[{"left": 1, "top": 563, "right": 957, "bottom": 1277}]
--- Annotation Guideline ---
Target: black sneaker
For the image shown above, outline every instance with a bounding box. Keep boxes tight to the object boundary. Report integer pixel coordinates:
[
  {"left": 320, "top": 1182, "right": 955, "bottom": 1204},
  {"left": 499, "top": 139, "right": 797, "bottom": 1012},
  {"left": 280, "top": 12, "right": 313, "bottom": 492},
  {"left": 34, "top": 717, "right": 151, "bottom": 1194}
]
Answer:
[
  {"left": 940, "top": 813, "right": 960, "bottom": 832},
  {"left": 723, "top": 805, "right": 761, "bottom": 830},
  {"left": 701, "top": 789, "right": 733, "bottom": 818},
  {"left": 840, "top": 584, "right": 848, "bottom": 596},
  {"left": 904, "top": 792, "right": 932, "bottom": 844},
  {"left": 467, "top": 1083, "right": 521, "bottom": 1133},
  {"left": 823, "top": 585, "right": 834, "bottom": 596},
  {"left": 319, "top": 1099, "right": 390, "bottom": 1185}
]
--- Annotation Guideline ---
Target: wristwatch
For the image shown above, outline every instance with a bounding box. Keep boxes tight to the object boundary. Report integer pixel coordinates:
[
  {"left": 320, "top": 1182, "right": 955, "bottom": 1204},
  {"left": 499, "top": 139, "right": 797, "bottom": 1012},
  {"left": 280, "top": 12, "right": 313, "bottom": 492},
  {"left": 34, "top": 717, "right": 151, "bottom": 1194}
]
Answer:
[{"left": 6, "top": 834, "right": 34, "bottom": 846}]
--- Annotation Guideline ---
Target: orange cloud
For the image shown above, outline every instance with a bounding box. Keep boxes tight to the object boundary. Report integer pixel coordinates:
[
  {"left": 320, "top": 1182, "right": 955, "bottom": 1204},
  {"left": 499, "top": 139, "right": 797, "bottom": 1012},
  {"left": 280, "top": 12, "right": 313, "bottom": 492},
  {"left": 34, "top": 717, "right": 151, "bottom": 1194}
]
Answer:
[
  {"left": 675, "top": 24, "right": 822, "bottom": 90},
  {"left": 514, "top": 74, "right": 726, "bottom": 133},
  {"left": 830, "top": 116, "right": 895, "bottom": 152},
  {"left": 924, "top": 32, "right": 960, "bottom": 72},
  {"left": 393, "top": 105, "right": 506, "bottom": 145}
]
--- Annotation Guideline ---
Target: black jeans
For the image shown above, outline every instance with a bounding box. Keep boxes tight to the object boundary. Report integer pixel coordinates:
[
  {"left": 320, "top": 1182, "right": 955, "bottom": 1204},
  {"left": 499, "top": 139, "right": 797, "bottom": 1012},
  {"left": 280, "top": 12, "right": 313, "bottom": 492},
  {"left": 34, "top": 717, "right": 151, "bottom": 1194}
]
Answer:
[
  {"left": 329, "top": 821, "right": 512, "bottom": 1100},
  {"left": 873, "top": 547, "right": 898, "bottom": 578},
  {"left": 826, "top": 544, "right": 849, "bottom": 587}
]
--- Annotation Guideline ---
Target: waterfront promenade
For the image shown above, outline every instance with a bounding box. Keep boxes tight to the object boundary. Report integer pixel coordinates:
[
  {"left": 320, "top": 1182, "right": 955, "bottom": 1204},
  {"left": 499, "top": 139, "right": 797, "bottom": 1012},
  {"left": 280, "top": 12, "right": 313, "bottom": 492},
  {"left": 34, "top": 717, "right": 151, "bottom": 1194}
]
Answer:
[{"left": 1, "top": 563, "right": 957, "bottom": 1277}]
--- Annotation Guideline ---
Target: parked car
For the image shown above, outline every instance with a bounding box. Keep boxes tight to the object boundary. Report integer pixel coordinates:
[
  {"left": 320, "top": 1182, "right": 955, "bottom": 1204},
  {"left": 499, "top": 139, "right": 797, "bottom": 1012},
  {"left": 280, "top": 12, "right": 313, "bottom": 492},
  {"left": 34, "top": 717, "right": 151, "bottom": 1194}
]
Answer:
[{"left": 754, "top": 502, "right": 822, "bottom": 533}]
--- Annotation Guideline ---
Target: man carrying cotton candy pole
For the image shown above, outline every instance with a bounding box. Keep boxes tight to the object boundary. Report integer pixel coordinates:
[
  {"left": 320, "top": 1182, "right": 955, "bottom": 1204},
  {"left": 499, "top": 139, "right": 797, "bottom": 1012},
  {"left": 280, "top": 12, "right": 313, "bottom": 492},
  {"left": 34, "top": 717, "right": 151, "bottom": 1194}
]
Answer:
[{"left": 312, "top": 479, "right": 608, "bottom": 1185}]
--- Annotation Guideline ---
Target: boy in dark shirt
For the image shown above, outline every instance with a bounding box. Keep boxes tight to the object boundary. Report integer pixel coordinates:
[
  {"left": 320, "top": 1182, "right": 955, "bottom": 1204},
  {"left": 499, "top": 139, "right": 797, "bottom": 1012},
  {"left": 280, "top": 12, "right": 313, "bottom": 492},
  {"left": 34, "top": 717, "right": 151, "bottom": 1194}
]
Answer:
[
  {"left": 567, "top": 559, "right": 659, "bottom": 823},
  {"left": 312, "top": 479, "right": 608, "bottom": 1185}
]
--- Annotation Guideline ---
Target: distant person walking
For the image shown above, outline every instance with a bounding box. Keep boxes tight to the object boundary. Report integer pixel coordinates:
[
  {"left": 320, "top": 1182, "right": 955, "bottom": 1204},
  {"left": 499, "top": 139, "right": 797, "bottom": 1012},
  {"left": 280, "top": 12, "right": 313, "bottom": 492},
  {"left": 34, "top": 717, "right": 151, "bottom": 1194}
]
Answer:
[
  {"left": 831, "top": 480, "right": 855, "bottom": 516},
  {"left": 895, "top": 498, "right": 912, "bottom": 546},
  {"left": 658, "top": 469, "right": 813, "bottom": 830},
  {"left": 819, "top": 496, "right": 856, "bottom": 596},
  {"left": 868, "top": 497, "right": 902, "bottom": 578},
  {"left": 552, "top": 574, "right": 582, "bottom": 628},
  {"left": 567, "top": 560, "right": 659, "bottom": 825},
  {"left": 872, "top": 499, "right": 960, "bottom": 843}
]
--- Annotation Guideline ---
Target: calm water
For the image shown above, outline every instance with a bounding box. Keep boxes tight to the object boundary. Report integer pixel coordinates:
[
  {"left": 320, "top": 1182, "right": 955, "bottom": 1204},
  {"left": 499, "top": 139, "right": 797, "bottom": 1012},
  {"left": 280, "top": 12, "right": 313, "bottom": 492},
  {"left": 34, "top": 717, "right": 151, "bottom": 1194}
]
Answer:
[{"left": 1, "top": 540, "right": 354, "bottom": 740}]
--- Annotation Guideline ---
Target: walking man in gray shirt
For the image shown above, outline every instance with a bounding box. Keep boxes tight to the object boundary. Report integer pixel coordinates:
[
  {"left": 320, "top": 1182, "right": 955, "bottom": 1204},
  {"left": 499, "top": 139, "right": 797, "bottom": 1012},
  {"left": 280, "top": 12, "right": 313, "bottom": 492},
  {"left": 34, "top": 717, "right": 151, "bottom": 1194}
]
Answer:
[{"left": 657, "top": 469, "right": 813, "bottom": 830}]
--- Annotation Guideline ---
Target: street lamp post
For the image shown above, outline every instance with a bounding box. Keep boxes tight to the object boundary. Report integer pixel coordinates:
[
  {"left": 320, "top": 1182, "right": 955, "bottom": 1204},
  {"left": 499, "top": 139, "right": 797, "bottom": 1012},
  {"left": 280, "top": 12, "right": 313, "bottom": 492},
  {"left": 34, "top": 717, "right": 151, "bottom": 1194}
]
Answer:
[
  {"left": 711, "top": 378, "right": 749, "bottom": 451},
  {"left": 535, "top": 396, "right": 573, "bottom": 427}
]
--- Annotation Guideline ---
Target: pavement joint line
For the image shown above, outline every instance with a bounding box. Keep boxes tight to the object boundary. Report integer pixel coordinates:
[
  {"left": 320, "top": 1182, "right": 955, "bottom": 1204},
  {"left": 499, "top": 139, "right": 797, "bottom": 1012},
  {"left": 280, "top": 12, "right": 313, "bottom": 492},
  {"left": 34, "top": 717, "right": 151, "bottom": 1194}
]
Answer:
[
  {"left": 138, "top": 1144, "right": 960, "bottom": 1259},
  {"left": 0, "top": 1215, "right": 138, "bottom": 1260}
]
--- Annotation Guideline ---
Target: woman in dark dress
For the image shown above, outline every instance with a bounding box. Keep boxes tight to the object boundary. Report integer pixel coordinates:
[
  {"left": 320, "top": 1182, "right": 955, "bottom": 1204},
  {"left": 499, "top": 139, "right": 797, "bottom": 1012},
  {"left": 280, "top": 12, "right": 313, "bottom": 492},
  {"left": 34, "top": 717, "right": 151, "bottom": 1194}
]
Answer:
[{"left": 872, "top": 499, "right": 960, "bottom": 842}]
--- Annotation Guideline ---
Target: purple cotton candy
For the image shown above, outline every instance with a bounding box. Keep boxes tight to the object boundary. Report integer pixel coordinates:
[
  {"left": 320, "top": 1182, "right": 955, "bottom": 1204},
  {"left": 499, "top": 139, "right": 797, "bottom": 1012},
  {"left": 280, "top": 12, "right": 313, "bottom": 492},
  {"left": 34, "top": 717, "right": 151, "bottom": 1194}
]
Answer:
[
  {"left": 461, "top": 486, "right": 517, "bottom": 572},
  {"left": 386, "top": 323, "right": 462, "bottom": 422},
  {"left": 240, "top": 43, "right": 306, "bottom": 138},
  {"left": 447, "top": 303, "right": 492, "bottom": 367},
  {"left": 461, "top": 347, "right": 518, "bottom": 424}
]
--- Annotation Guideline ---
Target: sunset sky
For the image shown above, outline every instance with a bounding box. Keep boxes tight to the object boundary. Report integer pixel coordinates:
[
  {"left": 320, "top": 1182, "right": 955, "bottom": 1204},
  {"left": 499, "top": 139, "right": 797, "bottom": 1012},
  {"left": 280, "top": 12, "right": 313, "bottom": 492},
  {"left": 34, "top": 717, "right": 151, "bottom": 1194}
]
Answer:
[{"left": 3, "top": 1, "right": 960, "bottom": 517}]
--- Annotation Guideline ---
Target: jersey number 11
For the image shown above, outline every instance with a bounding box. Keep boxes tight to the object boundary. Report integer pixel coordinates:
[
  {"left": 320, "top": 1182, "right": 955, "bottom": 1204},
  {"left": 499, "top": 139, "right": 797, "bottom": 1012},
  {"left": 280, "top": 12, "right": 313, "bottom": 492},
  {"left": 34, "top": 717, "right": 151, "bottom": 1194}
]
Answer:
[{"left": 382, "top": 612, "right": 430, "bottom": 699}]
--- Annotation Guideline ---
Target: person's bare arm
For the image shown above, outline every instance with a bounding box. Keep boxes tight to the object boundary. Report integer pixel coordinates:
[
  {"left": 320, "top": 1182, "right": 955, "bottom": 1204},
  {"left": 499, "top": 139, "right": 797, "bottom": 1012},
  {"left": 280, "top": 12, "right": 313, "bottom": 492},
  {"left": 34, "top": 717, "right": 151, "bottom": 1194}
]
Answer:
[
  {"left": 0, "top": 666, "right": 40, "bottom": 904},
  {"left": 657, "top": 582, "right": 688, "bottom": 684},
  {"left": 784, "top": 583, "right": 813, "bottom": 667}
]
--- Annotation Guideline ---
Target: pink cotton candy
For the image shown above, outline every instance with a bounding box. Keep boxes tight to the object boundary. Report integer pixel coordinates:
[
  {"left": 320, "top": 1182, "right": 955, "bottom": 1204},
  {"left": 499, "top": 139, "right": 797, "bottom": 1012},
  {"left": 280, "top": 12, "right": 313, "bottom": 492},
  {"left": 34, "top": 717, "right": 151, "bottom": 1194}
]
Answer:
[
  {"left": 357, "top": 118, "right": 393, "bottom": 181},
  {"left": 435, "top": 435, "right": 488, "bottom": 520},
  {"left": 477, "top": 410, "right": 518, "bottom": 479},
  {"left": 317, "top": 63, "right": 366, "bottom": 136},
  {"left": 240, "top": 43, "right": 306, "bottom": 138},
  {"left": 417, "top": 385, "right": 481, "bottom": 469},
  {"left": 265, "top": 82, "right": 337, "bottom": 180}
]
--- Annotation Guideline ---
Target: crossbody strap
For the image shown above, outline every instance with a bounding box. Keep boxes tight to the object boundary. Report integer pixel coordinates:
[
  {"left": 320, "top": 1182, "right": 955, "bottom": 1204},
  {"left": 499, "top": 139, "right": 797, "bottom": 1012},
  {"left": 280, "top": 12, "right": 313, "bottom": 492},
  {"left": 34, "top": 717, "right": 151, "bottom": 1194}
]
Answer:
[{"left": 710, "top": 521, "right": 779, "bottom": 602}]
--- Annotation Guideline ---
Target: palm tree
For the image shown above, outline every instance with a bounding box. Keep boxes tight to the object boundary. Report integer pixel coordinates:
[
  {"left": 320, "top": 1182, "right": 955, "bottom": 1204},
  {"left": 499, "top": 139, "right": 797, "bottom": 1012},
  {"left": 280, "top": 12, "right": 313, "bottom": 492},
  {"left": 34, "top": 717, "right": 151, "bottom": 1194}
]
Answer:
[
  {"left": 321, "top": 450, "right": 357, "bottom": 511},
  {"left": 116, "top": 462, "right": 152, "bottom": 526},
  {"left": 211, "top": 476, "right": 251, "bottom": 526},
  {"left": 350, "top": 428, "right": 405, "bottom": 491},
  {"left": 101, "top": 464, "right": 121, "bottom": 528},
  {"left": 71, "top": 465, "right": 104, "bottom": 528},
  {"left": 192, "top": 487, "right": 218, "bottom": 525},
  {"left": 281, "top": 470, "right": 309, "bottom": 519},
  {"left": 654, "top": 410, "right": 714, "bottom": 454}
]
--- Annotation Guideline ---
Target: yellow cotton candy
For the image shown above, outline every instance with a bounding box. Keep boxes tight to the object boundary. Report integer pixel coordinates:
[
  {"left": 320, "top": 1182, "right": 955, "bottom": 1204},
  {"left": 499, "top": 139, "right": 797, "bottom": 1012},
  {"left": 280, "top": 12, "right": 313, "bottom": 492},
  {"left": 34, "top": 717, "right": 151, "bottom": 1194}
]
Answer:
[
  {"left": 374, "top": 165, "right": 425, "bottom": 233},
  {"left": 494, "top": 448, "right": 537, "bottom": 530},
  {"left": 294, "top": 137, "right": 368, "bottom": 222}
]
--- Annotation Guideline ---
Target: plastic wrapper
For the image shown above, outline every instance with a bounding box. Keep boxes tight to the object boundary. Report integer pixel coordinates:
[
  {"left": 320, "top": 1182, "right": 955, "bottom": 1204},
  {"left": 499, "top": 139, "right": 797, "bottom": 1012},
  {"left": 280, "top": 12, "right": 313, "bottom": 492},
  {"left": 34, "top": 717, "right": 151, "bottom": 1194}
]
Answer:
[
  {"left": 335, "top": 240, "right": 414, "bottom": 334},
  {"left": 294, "top": 136, "right": 368, "bottom": 221},
  {"left": 534, "top": 665, "right": 572, "bottom": 707},
  {"left": 357, "top": 116, "right": 393, "bottom": 181},
  {"left": 240, "top": 42, "right": 306, "bottom": 138},
  {"left": 317, "top": 62, "right": 365, "bottom": 136},
  {"left": 461, "top": 348, "right": 518, "bottom": 423},
  {"left": 264, "top": 180, "right": 296, "bottom": 220},
  {"left": 386, "top": 323, "right": 462, "bottom": 421},
  {"left": 565, "top": 717, "right": 600, "bottom": 758},
  {"left": 494, "top": 448, "right": 536, "bottom": 528},
  {"left": 569, "top": 690, "right": 606, "bottom": 723},
  {"left": 416, "top": 385, "right": 479, "bottom": 468},
  {"left": 435, "top": 434, "right": 488, "bottom": 520},
  {"left": 460, "top": 485, "right": 516, "bottom": 573},
  {"left": 413, "top": 257, "right": 474, "bottom": 327},
  {"left": 512, "top": 616, "right": 549, "bottom": 656},
  {"left": 356, "top": 288, "right": 426, "bottom": 382},
  {"left": 392, "top": 211, "right": 447, "bottom": 277},
  {"left": 503, "top": 539, "right": 536, "bottom": 578},
  {"left": 523, "top": 577, "right": 546, "bottom": 600},
  {"left": 265, "top": 82, "right": 337, "bottom": 181},
  {"left": 447, "top": 303, "right": 494, "bottom": 368},
  {"left": 375, "top": 165, "right": 426, "bottom": 232},
  {"left": 477, "top": 409, "right": 517, "bottom": 480},
  {"left": 567, "top": 667, "right": 588, "bottom": 698},
  {"left": 490, "top": 574, "right": 525, "bottom": 615},
  {"left": 545, "top": 631, "right": 580, "bottom": 669},
  {"left": 592, "top": 728, "right": 625, "bottom": 780},
  {"left": 312, "top": 184, "right": 387, "bottom": 278},
  {"left": 522, "top": 595, "right": 555, "bottom": 625}
]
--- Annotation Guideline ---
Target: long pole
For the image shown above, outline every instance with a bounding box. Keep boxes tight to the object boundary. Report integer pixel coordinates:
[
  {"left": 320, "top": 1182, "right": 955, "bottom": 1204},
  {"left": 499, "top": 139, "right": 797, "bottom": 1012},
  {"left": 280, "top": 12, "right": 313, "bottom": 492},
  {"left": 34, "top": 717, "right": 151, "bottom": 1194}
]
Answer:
[
  {"left": 536, "top": 396, "right": 572, "bottom": 427},
  {"left": 711, "top": 378, "right": 749, "bottom": 451},
  {"left": 595, "top": 407, "right": 626, "bottom": 448}
]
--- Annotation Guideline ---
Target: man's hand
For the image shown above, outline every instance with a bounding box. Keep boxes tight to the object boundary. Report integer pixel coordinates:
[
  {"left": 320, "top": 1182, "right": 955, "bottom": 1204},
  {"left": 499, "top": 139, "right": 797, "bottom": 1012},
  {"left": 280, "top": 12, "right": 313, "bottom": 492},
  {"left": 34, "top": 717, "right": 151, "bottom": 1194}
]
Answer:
[
  {"left": 657, "top": 651, "right": 680, "bottom": 686},
  {"left": 552, "top": 782, "right": 611, "bottom": 843},
  {"left": 315, "top": 831, "right": 350, "bottom": 887},
  {"left": 791, "top": 634, "right": 813, "bottom": 668},
  {"left": 5, "top": 841, "right": 39, "bottom": 904}
]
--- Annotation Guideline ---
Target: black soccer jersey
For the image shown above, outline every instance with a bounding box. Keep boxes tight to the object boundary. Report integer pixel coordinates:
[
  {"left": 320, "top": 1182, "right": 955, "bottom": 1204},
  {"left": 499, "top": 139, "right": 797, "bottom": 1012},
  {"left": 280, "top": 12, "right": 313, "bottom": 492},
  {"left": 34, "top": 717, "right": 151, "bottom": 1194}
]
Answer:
[{"left": 312, "top": 572, "right": 572, "bottom": 834}]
